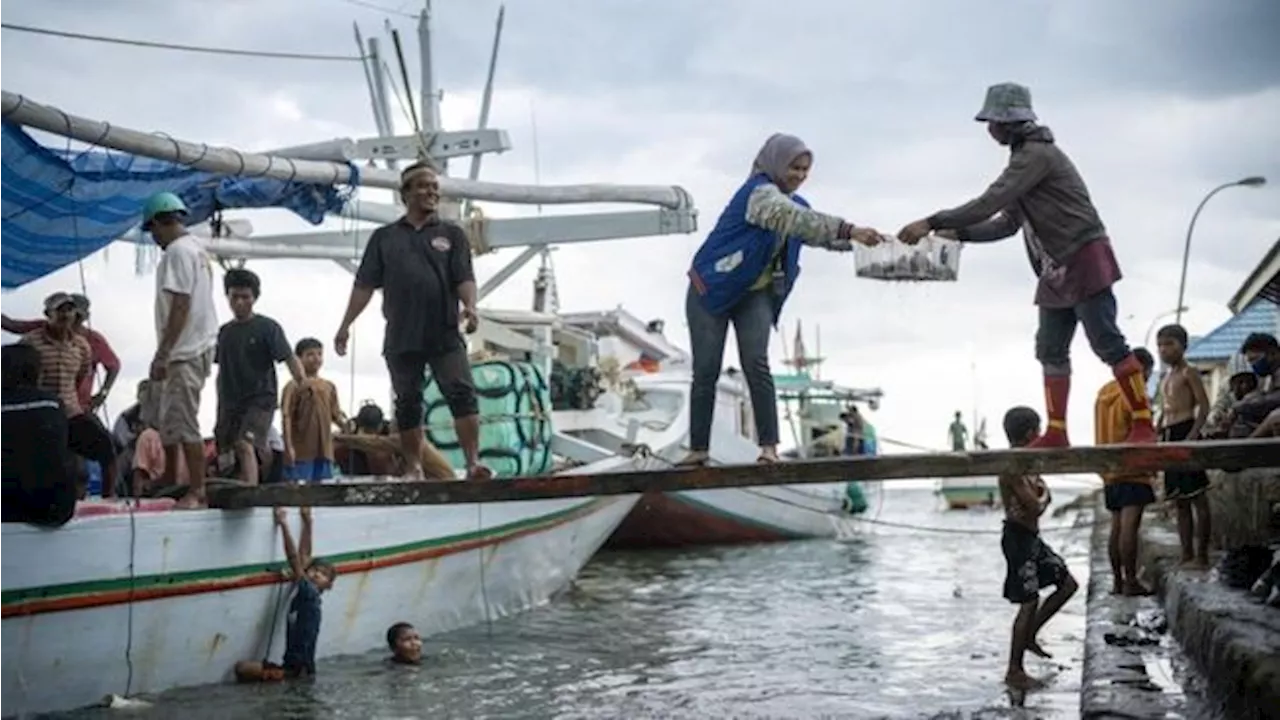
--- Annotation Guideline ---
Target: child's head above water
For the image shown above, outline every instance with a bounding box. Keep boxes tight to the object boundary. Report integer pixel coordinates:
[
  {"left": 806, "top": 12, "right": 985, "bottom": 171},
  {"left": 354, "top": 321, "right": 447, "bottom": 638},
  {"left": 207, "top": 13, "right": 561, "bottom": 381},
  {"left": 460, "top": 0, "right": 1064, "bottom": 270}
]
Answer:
[
  {"left": 386, "top": 622, "right": 423, "bottom": 664},
  {"left": 1002, "top": 406, "right": 1041, "bottom": 449},
  {"left": 295, "top": 337, "right": 324, "bottom": 376},
  {"left": 305, "top": 559, "right": 337, "bottom": 592}
]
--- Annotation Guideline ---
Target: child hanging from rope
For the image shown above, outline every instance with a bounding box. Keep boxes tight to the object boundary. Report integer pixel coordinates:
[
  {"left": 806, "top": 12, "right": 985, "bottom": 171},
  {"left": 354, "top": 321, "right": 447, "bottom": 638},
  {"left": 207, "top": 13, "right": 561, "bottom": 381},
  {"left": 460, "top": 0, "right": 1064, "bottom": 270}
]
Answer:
[{"left": 234, "top": 507, "right": 336, "bottom": 682}]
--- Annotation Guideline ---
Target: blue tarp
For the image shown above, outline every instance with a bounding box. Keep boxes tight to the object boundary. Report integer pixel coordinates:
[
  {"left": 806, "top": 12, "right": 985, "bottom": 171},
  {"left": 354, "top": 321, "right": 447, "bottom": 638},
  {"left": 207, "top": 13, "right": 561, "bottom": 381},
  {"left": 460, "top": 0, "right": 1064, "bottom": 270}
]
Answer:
[{"left": 1, "top": 121, "right": 352, "bottom": 289}]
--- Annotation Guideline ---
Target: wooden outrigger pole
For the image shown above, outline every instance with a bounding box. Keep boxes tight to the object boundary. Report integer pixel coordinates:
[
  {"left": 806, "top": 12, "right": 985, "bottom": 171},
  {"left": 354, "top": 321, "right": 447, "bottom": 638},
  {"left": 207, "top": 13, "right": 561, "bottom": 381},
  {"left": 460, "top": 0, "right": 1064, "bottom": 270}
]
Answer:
[{"left": 211, "top": 438, "right": 1280, "bottom": 508}]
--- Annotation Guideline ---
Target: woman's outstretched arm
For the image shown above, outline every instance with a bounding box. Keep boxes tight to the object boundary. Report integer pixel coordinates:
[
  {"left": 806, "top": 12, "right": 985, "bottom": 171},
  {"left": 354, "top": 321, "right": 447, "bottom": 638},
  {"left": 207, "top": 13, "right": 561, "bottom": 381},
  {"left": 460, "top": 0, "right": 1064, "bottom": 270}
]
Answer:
[{"left": 744, "top": 182, "right": 858, "bottom": 249}]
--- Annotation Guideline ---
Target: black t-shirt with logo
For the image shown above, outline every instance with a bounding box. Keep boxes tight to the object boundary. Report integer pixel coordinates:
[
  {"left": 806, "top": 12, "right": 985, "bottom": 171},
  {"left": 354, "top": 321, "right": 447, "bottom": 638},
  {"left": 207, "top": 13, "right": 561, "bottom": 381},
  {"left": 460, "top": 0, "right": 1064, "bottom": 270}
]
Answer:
[{"left": 354, "top": 217, "right": 475, "bottom": 357}]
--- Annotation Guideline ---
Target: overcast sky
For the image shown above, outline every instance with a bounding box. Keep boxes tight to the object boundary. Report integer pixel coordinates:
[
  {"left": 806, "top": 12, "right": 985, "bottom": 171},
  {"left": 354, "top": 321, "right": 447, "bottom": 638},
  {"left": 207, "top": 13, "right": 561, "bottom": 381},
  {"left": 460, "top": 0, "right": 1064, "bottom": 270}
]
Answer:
[{"left": 2, "top": 0, "right": 1278, "bottom": 463}]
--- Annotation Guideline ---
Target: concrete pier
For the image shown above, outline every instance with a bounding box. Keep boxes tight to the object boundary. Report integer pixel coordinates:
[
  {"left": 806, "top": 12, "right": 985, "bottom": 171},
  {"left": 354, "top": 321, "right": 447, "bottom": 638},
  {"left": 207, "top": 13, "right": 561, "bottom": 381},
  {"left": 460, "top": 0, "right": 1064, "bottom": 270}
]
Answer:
[{"left": 1081, "top": 492, "right": 1280, "bottom": 719}]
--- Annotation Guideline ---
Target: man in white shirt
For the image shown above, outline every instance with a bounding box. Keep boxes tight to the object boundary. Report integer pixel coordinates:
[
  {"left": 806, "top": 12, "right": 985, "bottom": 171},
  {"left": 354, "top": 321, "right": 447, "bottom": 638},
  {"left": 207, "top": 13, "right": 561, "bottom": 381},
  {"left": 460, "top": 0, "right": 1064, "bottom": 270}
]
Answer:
[{"left": 143, "top": 192, "right": 219, "bottom": 509}]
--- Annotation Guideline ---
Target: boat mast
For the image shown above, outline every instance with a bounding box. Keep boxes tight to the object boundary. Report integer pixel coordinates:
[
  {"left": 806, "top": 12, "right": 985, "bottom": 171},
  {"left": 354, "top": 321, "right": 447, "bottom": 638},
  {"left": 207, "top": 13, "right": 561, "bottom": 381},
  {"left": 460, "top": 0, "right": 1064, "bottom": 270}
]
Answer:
[{"left": 418, "top": 0, "right": 443, "bottom": 155}]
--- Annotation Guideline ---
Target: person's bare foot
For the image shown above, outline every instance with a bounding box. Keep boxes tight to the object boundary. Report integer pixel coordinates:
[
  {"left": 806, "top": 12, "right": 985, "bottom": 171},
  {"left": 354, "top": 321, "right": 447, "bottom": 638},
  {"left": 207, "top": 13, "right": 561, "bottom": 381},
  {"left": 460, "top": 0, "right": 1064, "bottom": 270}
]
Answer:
[
  {"left": 1027, "top": 640, "right": 1053, "bottom": 659},
  {"left": 757, "top": 449, "right": 780, "bottom": 464},
  {"left": 1004, "top": 671, "right": 1047, "bottom": 691},
  {"left": 1189, "top": 556, "right": 1211, "bottom": 571},
  {"left": 1122, "top": 580, "right": 1154, "bottom": 597},
  {"left": 173, "top": 493, "right": 207, "bottom": 510},
  {"left": 467, "top": 464, "right": 494, "bottom": 481},
  {"left": 675, "top": 451, "right": 710, "bottom": 467}
]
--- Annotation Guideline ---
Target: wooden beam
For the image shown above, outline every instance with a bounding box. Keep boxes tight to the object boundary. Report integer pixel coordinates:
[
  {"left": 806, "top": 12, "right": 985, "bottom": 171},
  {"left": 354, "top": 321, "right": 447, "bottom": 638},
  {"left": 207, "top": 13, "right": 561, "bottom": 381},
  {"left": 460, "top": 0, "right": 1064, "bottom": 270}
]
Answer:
[{"left": 209, "top": 439, "right": 1280, "bottom": 509}]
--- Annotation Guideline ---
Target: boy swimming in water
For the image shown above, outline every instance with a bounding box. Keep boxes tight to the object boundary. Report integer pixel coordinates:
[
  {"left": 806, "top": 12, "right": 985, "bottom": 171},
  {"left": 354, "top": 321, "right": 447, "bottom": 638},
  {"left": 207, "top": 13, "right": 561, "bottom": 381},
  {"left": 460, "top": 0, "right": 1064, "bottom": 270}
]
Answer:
[
  {"left": 998, "top": 406, "right": 1079, "bottom": 691},
  {"left": 386, "top": 622, "right": 424, "bottom": 665},
  {"left": 235, "top": 507, "right": 336, "bottom": 682}
]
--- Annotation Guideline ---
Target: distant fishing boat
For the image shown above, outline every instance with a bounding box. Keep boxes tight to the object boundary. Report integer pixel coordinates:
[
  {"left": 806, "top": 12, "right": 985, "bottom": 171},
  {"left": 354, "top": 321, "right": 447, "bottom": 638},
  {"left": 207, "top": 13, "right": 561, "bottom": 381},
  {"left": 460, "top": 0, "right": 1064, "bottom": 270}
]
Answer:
[{"left": 936, "top": 417, "right": 1000, "bottom": 509}]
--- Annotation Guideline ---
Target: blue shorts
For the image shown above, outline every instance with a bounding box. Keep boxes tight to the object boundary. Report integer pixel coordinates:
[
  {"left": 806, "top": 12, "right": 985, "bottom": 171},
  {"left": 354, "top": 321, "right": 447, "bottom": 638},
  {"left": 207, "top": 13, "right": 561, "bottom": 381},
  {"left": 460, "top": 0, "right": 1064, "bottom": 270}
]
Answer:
[{"left": 287, "top": 459, "right": 334, "bottom": 483}]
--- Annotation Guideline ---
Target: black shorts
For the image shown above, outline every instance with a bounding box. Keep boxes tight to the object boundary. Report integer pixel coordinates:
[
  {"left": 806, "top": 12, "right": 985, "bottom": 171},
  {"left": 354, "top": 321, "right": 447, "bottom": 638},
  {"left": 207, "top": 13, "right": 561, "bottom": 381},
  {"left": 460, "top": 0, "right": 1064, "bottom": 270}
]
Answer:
[
  {"left": 67, "top": 413, "right": 117, "bottom": 468},
  {"left": 387, "top": 344, "right": 478, "bottom": 429},
  {"left": 1104, "top": 481, "right": 1156, "bottom": 512},
  {"left": 215, "top": 404, "right": 274, "bottom": 452},
  {"left": 1161, "top": 419, "right": 1209, "bottom": 499},
  {"left": 1001, "top": 521, "right": 1069, "bottom": 604}
]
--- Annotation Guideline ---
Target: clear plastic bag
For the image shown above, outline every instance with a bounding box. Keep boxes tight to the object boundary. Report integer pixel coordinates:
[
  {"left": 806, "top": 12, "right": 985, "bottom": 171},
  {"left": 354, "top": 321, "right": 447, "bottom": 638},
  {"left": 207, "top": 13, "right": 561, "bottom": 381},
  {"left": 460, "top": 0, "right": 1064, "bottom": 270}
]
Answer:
[{"left": 853, "top": 234, "right": 962, "bottom": 282}]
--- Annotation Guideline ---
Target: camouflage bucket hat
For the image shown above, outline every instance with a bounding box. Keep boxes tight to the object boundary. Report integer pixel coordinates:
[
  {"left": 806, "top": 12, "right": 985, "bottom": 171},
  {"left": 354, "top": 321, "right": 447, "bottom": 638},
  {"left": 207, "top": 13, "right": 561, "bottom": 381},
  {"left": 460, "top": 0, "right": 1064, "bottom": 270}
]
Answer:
[{"left": 974, "top": 82, "right": 1037, "bottom": 123}]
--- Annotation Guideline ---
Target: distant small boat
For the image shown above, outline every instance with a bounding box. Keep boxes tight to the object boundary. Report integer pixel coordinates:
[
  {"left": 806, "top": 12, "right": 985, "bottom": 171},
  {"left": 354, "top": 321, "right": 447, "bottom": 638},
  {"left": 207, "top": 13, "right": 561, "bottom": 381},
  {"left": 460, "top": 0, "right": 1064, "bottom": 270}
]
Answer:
[
  {"left": 937, "top": 418, "right": 999, "bottom": 510},
  {"left": 937, "top": 478, "right": 1000, "bottom": 510}
]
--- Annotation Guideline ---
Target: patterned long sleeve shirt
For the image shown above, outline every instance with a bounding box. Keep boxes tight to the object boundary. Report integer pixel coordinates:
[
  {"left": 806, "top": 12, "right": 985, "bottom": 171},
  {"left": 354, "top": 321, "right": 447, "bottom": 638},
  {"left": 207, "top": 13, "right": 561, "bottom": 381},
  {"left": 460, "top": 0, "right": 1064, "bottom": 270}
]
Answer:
[{"left": 744, "top": 183, "right": 850, "bottom": 251}]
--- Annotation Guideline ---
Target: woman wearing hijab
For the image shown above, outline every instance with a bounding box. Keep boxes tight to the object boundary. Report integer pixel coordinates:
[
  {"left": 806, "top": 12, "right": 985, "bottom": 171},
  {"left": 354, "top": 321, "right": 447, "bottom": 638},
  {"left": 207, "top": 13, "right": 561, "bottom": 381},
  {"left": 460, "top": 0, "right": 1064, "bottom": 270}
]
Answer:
[{"left": 682, "top": 133, "right": 880, "bottom": 465}]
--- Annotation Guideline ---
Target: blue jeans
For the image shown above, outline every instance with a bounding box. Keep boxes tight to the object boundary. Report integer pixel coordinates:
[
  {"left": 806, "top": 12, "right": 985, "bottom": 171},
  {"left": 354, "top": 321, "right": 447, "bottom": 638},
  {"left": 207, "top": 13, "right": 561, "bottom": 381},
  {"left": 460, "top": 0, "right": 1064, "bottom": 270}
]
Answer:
[
  {"left": 1035, "top": 287, "right": 1130, "bottom": 376},
  {"left": 686, "top": 285, "right": 779, "bottom": 451}
]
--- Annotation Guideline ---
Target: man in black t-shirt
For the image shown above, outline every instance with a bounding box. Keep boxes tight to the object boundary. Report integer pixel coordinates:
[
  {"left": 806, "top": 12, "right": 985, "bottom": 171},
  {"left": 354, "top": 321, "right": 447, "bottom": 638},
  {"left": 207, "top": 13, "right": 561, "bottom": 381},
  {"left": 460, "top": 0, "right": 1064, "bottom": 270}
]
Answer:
[
  {"left": 2, "top": 343, "right": 78, "bottom": 526},
  {"left": 333, "top": 162, "right": 492, "bottom": 480},
  {"left": 215, "top": 269, "right": 306, "bottom": 485}
]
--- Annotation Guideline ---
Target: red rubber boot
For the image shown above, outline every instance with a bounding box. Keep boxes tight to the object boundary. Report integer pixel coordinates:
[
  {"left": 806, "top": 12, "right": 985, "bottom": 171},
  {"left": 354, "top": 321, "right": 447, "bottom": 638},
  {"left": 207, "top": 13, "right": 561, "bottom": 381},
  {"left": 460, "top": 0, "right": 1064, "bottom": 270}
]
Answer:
[
  {"left": 1113, "top": 353, "right": 1158, "bottom": 444},
  {"left": 1027, "top": 374, "right": 1071, "bottom": 448}
]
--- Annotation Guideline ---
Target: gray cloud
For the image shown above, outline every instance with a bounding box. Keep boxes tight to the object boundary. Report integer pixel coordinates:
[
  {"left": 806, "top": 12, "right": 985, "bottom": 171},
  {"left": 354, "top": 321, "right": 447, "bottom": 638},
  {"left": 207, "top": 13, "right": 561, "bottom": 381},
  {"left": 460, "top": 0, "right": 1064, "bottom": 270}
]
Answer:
[{"left": 2, "top": 0, "right": 1278, "bottom": 450}]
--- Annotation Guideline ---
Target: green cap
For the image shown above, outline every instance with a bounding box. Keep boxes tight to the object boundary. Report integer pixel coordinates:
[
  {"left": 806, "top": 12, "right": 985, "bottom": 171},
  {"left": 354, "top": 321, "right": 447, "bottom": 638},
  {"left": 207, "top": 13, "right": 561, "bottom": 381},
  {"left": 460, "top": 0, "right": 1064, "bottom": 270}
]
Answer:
[
  {"left": 141, "top": 192, "right": 189, "bottom": 226},
  {"left": 974, "top": 82, "right": 1037, "bottom": 123}
]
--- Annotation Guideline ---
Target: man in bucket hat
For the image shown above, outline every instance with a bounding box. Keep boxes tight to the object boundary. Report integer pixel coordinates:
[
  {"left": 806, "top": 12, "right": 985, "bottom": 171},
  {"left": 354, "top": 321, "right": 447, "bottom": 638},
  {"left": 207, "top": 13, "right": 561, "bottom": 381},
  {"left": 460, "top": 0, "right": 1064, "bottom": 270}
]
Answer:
[{"left": 898, "top": 82, "right": 1156, "bottom": 449}]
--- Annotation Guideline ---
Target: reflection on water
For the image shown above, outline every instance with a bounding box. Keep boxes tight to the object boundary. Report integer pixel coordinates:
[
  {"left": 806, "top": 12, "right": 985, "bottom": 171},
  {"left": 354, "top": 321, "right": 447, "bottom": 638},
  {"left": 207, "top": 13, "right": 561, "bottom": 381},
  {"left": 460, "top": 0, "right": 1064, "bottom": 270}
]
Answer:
[{"left": 52, "top": 488, "right": 1095, "bottom": 719}]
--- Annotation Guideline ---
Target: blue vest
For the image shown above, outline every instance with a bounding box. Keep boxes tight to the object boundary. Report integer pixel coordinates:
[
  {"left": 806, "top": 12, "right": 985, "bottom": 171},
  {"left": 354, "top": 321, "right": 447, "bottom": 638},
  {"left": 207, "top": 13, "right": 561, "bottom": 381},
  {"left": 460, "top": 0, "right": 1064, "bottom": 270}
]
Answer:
[{"left": 687, "top": 174, "right": 808, "bottom": 321}]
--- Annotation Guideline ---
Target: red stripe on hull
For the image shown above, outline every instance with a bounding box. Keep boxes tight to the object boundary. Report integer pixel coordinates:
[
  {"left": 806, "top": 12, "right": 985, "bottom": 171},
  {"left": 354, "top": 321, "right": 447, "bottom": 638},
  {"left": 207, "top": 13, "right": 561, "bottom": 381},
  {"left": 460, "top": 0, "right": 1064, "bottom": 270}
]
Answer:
[{"left": 605, "top": 491, "right": 792, "bottom": 549}]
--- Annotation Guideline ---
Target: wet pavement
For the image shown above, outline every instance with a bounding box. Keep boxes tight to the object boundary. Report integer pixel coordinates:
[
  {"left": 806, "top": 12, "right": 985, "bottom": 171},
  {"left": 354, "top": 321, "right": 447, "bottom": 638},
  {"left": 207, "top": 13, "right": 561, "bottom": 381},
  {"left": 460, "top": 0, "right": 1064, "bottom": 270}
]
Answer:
[{"left": 1079, "top": 502, "right": 1214, "bottom": 718}]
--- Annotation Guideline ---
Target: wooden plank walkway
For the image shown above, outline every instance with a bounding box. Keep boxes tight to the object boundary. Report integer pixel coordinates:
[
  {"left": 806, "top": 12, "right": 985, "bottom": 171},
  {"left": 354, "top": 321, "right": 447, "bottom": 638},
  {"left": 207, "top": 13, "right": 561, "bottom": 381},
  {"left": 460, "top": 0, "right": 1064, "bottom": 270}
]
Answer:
[{"left": 209, "top": 438, "right": 1280, "bottom": 509}]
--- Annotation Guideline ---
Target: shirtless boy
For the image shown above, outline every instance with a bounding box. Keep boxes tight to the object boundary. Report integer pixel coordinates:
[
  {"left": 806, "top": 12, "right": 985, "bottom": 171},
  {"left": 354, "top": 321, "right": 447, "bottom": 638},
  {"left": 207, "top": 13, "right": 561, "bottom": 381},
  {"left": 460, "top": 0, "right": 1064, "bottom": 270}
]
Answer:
[
  {"left": 1156, "top": 324, "right": 1212, "bottom": 568},
  {"left": 998, "top": 406, "right": 1079, "bottom": 691}
]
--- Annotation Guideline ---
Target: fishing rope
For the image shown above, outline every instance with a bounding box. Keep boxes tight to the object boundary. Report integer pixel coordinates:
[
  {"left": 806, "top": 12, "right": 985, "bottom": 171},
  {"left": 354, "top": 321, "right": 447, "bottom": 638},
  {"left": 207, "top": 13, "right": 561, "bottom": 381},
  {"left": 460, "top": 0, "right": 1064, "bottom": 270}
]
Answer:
[
  {"left": 260, "top": 569, "right": 290, "bottom": 663},
  {"left": 1, "top": 22, "right": 368, "bottom": 62},
  {"left": 62, "top": 127, "right": 139, "bottom": 698}
]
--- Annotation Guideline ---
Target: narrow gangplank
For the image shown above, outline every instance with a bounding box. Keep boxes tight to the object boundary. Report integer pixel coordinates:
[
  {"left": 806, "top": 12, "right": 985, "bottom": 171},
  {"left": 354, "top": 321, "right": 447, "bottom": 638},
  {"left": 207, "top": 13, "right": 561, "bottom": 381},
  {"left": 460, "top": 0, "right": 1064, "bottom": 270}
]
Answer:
[{"left": 208, "top": 439, "right": 1280, "bottom": 509}]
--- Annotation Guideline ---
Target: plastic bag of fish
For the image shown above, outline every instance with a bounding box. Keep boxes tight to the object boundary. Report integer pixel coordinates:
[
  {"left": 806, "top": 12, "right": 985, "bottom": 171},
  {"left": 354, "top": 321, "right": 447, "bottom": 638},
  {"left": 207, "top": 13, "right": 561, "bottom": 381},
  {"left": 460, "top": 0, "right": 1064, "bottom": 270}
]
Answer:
[{"left": 853, "top": 234, "right": 962, "bottom": 282}]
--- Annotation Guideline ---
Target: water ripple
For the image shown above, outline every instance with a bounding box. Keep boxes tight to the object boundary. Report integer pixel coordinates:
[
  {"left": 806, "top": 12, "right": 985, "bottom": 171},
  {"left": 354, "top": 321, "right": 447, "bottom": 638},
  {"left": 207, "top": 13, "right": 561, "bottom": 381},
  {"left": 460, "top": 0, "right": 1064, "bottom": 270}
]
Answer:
[{"left": 53, "top": 489, "right": 1092, "bottom": 719}]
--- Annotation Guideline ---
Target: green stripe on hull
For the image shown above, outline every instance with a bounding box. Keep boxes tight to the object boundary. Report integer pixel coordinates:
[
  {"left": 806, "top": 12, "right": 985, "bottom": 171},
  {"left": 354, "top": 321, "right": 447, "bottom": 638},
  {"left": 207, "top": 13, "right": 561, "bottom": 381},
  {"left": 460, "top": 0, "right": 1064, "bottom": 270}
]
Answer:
[{"left": 2, "top": 500, "right": 598, "bottom": 608}]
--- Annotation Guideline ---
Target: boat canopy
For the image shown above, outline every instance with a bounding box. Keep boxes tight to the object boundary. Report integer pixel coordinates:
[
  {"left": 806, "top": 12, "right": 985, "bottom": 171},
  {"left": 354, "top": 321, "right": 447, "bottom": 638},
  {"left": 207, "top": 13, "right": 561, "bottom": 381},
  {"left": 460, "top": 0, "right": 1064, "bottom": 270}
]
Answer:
[{"left": 1, "top": 122, "right": 350, "bottom": 289}]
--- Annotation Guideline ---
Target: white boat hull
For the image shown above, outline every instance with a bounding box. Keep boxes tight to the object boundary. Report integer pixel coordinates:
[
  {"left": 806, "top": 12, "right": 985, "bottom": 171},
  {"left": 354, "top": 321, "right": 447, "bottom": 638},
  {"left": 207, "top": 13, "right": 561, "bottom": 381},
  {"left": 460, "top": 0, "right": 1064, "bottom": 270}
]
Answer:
[
  {"left": 2, "top": 486, "right": 640, "bottom": 716},
  {"left": 551, "top": 361, "right": 857, "bottom": 549},
  {"left": 937, "top": 477, "right": 1000, "bottom": 510}
]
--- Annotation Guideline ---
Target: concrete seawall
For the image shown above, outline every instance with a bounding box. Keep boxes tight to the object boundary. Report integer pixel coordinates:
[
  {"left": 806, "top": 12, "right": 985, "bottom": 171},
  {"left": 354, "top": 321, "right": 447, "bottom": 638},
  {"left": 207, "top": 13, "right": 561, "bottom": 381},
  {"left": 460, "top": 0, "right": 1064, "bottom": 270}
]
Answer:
[{"left": 1081, "top": 495, "right": 1280, "bottom": 719}]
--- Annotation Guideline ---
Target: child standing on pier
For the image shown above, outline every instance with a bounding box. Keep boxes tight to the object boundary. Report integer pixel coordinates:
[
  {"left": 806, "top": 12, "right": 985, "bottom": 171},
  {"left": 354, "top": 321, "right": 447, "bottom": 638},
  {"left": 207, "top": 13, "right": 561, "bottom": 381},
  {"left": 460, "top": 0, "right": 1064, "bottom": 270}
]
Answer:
[
  {"left": 281, "top": 338, "right": 347, "bottom": 483},
  {"left": 1156, "top": 324, "right": 1213, "bottom": 569},
  {"left": 1094, "top": 347, "right": 1156, "bottom": 595},
  {"left": 235, "top": 507, "right": 336, "bottom": 682},
  {"left": 998, "top": 406, "right": 1079, "bottom": 691}
]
